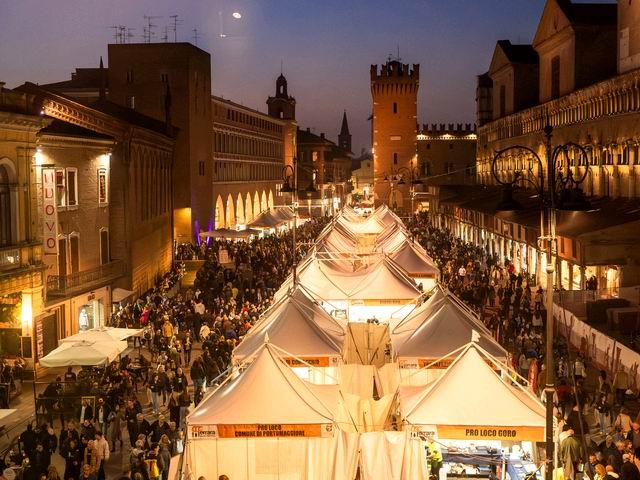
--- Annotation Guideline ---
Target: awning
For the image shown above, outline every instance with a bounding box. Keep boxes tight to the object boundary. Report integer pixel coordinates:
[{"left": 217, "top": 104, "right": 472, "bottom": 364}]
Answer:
[{"left": 112, "top": 288, "right": 136, "bottom": 303}]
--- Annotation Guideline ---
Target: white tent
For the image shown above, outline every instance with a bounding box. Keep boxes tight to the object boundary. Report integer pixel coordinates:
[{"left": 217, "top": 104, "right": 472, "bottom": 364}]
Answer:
[
  {"left": 391, "top": 287, "right": 506, "bottom": 364},
  {"left": 335, "top": 214, "right": 387, "bottom": 235},
  {"left": 386, "top": 243, "right": 439, "bottom": 290},
  {"left": 388, "top": 286, "right": 507, "bottom": 387},
  {"left": 399, "top": 342, "right": 545, "bottom": 442},
  {"left": 39, "top": 339, "right": 126, "bottom": 367},
  {"left": 279, "top": 256, "right": 421, "bottom": 322},
  {"left": 232, "top": 287, "right": 346, "bottom": 380},
  {"left": 184, "top": 343, "right": 358, "bottom": 480}
]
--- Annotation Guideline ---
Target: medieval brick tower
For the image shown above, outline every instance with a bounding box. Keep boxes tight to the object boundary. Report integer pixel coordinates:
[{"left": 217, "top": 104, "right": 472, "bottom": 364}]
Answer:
[
  {"left": 370, "top": 60, "right": 419, "bottom": 210},
  {"left": 267, "top": 74, "right": 297, "bottom": 169}
]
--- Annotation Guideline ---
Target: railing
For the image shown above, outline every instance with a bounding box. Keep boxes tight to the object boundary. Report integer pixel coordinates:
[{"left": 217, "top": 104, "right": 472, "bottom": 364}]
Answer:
[
  {"left": 46, "top": 260, "right": 125, "bottom": 298},
  {"left": 0, "top": 247, "right": 20, "bottom": 270},
  {"left": 553, "top": 285, "right": 640, "bottom": 319}
]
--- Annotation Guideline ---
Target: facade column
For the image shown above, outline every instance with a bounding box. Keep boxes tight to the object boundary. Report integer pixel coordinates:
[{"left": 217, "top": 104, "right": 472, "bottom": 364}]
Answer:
[
  {"left": 567, "top": 262, "right": 574, "bottom": 291},
  {"left": 579, "top": 266, "right": 587, "bottom": 290}
]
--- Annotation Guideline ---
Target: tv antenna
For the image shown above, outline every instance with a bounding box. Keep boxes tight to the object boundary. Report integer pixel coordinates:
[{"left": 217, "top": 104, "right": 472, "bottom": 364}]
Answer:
[
  {"left": 192, "top": 28, "right": 201, "bottom": 46},
  {"left": 125, "top": 28, "right": 135, "bottom": 43},
  {"left": 143, "top": 15, "right": 162, "bottom": 43},
  {"left": 169, "top": 15, "right": 182, "bottom": 42},
  {"left": 110, "top": 25, "right": 129, "bottom": 44}
]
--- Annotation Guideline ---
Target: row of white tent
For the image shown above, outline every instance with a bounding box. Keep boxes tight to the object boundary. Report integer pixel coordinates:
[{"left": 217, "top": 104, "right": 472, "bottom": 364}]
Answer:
[
  {"left": 182, "top": 206, "right": 547, "bottom": 480},
  {"left": 184, "top": 340, "right": 544, "bottom": 479}
]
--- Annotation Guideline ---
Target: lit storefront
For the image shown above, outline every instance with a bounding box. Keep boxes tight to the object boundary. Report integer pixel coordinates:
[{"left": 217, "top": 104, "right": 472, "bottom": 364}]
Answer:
[{"left": 0, "top": 292, "right": 26, "bottom": 356}]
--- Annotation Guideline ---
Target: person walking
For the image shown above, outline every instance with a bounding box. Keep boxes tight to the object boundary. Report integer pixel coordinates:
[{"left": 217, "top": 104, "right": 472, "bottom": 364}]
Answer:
[
  {"left": 560, "top": 427, "right": 583, "bottom": 480},
  {"left": 613, "top": 368, "right": 630, "bottom": 407}
]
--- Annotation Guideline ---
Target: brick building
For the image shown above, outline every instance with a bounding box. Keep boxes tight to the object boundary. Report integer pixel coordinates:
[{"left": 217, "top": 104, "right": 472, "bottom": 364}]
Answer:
[{"left": 370, "top": 60, "right": 419, "bottom": 211}]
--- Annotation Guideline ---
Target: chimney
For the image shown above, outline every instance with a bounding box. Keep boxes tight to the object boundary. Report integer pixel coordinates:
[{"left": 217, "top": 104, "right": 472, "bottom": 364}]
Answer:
[{"left": 320, "top": 133, "right": 325, "bottom": 139}]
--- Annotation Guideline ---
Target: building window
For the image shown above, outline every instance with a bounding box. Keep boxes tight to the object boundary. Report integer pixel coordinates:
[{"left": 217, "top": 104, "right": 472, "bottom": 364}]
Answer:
[
  {"left": 126, "top": 70, "right": 134, "bottom": 83},
  {"left": 54, "top": 169, "right": 77, "bottom": 208},
  {"left": 55, "top": 169, "right": 66, "bottom": 207},
  {"left": 199, "top": 161, "right": 205, "bottom": 176},
  {"left": 449, "top": 143, "right": 454, "bottom": 150},
  {"left": 393, "top": 102, "right": 398, "bottom": 114},
  {"left": 393, "top": 153, "right": 398, "bottom": 165},
  {"left": 620, "top": 148, "right": 629, "bottom": 165},
  {"left": 499, "top": 85, "right": 506, "bottom": 117},
  {"left": 551, "top": 56, "right": 560, "bottom": 99},
  {"left": 58, "top": 236, "right": 67, "bottom": 276},
  {"left": 161, "top": 73, "right": 169, "bottom": 83},
  {"left": 100, "top": 228, "right": 110, "bottom": 265},
  {"left": 67, "top": 169, "right": 77, "bottom": 206},
  {"left": 69, "top": 233, "right": 80, "bottom": 274},
  {"left": 98, "top": 168, "right": 108, "bottom": 205},
  {"left": 0, "top": 164, "right": 11, "bottom": 247},
  {"left": 126, "top": 96, "right": 135, "bottom": 109}
]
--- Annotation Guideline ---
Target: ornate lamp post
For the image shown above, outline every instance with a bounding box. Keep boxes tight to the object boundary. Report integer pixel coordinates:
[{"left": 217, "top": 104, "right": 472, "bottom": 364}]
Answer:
[
  {"left": 490, "top": 124, "right": 590, "bottom": 480},
  {"left": 385, "top": 166, "right": 423, "bottom": 214},
  {"left": 281, "top": 157, "right": 317, "bottom": 285}
]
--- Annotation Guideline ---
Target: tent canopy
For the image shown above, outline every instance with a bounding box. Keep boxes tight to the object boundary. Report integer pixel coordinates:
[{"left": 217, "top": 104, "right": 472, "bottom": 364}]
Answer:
[
  {"left": 248, "top": 207, "right": 294, "bottom": 229},
  {"left": 284, "top": 255, "right": 421, "bottom": 304},
  {"left": 232, "top": 287, "right": 346, "bottom": 363},
  {"left": 387, "top": 243, "right": 439, "bottom": 279},
  {"left": 399, "top": 343, "right": 545, "bottom": 440},
  {"left": 188, "top": 342, "right": 339, "bottom": 427},
  {"left": 391, "top": 286, "right": 506, "bottom": 360}
]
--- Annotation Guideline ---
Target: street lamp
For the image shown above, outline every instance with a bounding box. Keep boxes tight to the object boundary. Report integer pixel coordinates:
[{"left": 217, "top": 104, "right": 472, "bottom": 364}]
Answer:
[
  {"left": 281, "top": 157, "right": 317, "bottom": 285},
  {"left": 490, "top": 124, "right": 590, "bottom": 480},
  {"left": 384, "top": 166, "right": 423, "bottom": 214}
]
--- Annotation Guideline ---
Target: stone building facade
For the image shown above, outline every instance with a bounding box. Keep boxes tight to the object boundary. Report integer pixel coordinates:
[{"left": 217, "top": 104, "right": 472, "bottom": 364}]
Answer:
[
  {"left": 13, "top": 83, "right": 174, "bottom": 365},
  {"left": 443, "top": 0, "right": 640, "bottom": 291},
  {"left": 0, "top": 85, "right": 48, "bottom": 364},
  {"left": 211, "top": 96, "right": 291, "bottom": 229}
]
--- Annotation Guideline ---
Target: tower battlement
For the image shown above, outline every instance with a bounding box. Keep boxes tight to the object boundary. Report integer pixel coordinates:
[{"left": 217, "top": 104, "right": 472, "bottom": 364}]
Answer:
[
  {"left": 419, "top": 123, "right": 477, "bottom": 135},
  {"left": 370, "top": 61, "right": 419, "bottom": 81}
]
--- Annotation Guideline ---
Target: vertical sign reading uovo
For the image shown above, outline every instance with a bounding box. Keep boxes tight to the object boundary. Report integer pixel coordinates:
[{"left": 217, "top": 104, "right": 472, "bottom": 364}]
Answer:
[{"left": 42, "top": 168, "right": 58, "bottom": 255}]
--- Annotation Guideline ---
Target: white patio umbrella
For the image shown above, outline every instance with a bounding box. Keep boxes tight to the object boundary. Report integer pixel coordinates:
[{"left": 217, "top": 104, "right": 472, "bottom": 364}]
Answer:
[
  {"left": 39, "top": 339, "right": 127, "bottom": 367},
  {"left": 60, "top": 327, "right": 143, "bottom": 344}
]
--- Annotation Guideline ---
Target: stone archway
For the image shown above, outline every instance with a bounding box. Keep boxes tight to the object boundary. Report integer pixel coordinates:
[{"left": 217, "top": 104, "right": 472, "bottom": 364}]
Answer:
[
  {"left": 245, "top": 192, "right": 254, "bottom": 222},
  {"left": 226, "top": 194, "right": 235, "bottom": 228},
  {"left": 253, "top": 192, "right": 261, "bottom": 218},
  {"left": 261, "top": 191, "right": 268, "bottom": 212},
  {"left": 214, "top": 195, "right": 225, "bottom": 228},
  {"left": 236, "top": 193, "right": 245, "bottom": 225}
]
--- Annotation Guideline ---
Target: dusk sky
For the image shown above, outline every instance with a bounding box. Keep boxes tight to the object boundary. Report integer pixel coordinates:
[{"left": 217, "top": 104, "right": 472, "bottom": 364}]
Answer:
[{"left": 1, "top": 0, "right": 615, "bottom": 154}]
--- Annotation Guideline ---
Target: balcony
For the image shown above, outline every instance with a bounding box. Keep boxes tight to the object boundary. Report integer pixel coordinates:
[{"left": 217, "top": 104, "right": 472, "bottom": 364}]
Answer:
[
  {"left": 46, "top": 260, "right": 126, "bottom": 299},
  {"left": 0, "top": 242, "right": 45, "bottom": 278}
]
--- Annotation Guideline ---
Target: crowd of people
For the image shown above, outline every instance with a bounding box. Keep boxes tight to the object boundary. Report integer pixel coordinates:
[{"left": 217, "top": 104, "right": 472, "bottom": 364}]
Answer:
[
  {"left": 7, "top": 208, "right": 638, "bottom": 480},
  {"left": 407, "top": 211, "right": 640, "bottom": 480},
  {"left": 12, "top": 217, "right": 330, "bottom": 480}
]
